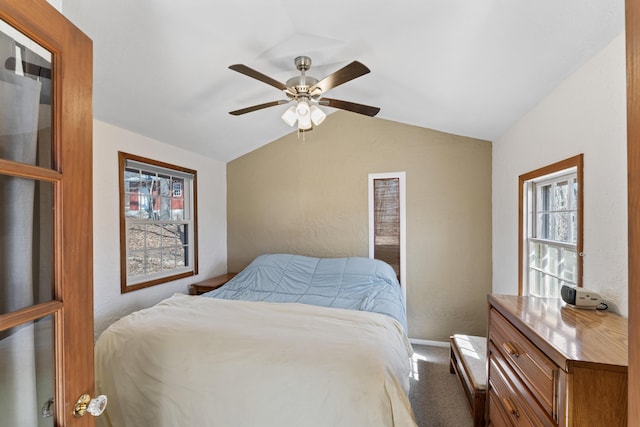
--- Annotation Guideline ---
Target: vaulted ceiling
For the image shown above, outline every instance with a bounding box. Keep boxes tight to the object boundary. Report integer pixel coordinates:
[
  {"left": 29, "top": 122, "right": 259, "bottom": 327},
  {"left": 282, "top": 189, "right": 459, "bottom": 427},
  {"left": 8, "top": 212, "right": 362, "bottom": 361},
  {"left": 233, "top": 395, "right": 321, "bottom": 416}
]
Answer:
[{"left": 62, "top": 0, "right": 624, "bottom": 162}]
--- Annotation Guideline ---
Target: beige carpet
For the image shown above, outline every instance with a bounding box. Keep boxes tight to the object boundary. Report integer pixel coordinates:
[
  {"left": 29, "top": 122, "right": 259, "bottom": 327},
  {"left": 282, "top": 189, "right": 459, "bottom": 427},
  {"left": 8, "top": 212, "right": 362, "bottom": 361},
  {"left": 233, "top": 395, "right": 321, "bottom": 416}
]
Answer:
[{"left": 408, "top": 344, "right": 474, "bottom": 427}]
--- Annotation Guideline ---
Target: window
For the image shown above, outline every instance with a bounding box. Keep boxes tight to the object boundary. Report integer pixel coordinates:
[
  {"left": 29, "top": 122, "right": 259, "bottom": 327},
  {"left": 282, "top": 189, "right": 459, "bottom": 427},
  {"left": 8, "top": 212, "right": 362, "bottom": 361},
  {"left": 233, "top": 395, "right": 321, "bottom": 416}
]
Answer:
[
  {"left": 519, "top": 154, "right": 583, "bottom": 297},
  {"left": 119, "top": 152, "right": 198, "bottom": 292},
  {"left": 368, "top": 172, "right": 406, "bottom": 300},
  {"left": 173, "top": 181, "right": 182, "bottom": 197}
]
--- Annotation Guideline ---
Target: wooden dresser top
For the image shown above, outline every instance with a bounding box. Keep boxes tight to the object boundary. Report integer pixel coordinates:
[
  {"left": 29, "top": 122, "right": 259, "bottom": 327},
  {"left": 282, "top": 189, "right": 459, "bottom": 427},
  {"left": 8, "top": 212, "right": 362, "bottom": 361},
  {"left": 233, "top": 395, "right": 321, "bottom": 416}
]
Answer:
[{"left": 488, "top": 294, "right": 628, "bottom": 371}]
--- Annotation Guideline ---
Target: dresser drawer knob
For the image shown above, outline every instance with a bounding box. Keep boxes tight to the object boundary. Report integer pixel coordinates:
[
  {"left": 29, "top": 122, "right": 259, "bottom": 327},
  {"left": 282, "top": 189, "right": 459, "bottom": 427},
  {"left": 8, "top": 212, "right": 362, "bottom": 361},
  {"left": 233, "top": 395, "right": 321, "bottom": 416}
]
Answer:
[
  {"left": 502, "top": 397, "right": 520, "bottom": 418},
  {"left": 502, "top": 341, "right": 520, "bottom": 357}
]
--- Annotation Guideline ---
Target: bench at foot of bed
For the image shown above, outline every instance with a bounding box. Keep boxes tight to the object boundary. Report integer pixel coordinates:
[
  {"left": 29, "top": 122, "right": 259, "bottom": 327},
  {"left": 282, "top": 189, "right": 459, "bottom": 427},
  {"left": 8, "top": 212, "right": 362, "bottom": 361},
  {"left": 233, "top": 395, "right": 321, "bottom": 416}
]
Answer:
[{"left": 449, "top": 334, "right": 487, "bottom": 427}]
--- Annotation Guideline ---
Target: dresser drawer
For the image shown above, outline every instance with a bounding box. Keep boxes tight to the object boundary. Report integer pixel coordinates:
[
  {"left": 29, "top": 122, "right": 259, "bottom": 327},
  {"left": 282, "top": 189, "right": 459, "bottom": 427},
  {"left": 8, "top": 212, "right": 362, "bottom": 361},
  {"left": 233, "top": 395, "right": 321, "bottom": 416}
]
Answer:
[
  {"left": 489, "top": 308, "right": 557, "bottom": 417},
  {"left": 488, "top": 346, "right": 554, "bottom": 427},
  {"left": 488, "top": 390, "right": 516, "bottom": 427}
]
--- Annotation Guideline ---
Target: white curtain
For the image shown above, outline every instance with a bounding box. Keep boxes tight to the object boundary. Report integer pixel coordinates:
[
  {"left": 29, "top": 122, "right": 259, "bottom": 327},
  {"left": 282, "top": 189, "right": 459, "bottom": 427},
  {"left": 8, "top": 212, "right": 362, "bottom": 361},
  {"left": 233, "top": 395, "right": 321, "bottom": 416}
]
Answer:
[{"left": 0, "top": 36, "right": 45, "bottom": 426}]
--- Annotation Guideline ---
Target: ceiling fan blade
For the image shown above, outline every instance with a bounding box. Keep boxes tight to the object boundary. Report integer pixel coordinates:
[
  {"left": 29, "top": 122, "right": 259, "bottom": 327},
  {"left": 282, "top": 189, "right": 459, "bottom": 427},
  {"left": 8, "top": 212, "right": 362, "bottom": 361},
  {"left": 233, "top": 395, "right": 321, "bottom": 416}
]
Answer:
[
  {"left": 229, "top": 64, "right": 288, "bottom": 91},
  {"left": 310, "top": 61, "right": 371, "bottom": 95},
  {"left": 229, "top": 100, "right": 289, "bottom": 116},
  {"left": 319, "top": 97, "right": 380, "bottom": 117}
]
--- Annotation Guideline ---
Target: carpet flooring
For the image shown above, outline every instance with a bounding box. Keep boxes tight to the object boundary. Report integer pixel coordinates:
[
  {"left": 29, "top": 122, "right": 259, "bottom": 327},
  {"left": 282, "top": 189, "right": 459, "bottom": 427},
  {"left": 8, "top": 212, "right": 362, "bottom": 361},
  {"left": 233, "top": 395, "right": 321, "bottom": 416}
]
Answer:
[{"left": 408, "top": 344, "right": 474, "bottom": 427}]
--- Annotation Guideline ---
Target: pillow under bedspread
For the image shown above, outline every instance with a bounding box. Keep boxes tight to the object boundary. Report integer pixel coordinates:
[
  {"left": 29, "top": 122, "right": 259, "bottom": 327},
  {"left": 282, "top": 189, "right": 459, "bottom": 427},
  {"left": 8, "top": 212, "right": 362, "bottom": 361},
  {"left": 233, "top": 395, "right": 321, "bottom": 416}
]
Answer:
[{"left": 203, "top": 253, "right": 408, "bottom": 331}]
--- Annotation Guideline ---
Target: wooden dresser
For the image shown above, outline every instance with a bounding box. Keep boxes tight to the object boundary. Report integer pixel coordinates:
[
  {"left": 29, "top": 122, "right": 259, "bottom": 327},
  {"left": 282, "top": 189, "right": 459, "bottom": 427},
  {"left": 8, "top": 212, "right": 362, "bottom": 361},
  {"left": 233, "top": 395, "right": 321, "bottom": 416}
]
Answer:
[{"left": 487, "top": 294, "right": 628, "bottom": 427}]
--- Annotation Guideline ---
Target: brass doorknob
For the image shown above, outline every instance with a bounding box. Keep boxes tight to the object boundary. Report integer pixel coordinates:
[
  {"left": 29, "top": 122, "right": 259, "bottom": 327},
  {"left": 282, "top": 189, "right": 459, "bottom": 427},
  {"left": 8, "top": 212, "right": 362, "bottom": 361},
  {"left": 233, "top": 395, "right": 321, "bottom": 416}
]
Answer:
[{"left": 73, "top": 394, "right": 108, "bottom": 417}]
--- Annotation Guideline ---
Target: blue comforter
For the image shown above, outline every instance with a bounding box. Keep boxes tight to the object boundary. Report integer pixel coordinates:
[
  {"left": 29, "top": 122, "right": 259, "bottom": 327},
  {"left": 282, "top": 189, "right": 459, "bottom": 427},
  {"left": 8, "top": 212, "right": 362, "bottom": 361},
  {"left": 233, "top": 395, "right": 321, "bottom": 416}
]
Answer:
[{"left": 203, "top": 254, "right": 407, "bottom": 331}]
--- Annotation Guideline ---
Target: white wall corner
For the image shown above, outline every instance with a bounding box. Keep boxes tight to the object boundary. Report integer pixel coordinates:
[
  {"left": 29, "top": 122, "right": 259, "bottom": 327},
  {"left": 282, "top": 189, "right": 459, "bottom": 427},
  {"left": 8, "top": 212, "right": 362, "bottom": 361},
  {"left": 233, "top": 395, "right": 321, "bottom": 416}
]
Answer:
[{"left": 47, "top": 0, "right": 62, "bottom": 12}]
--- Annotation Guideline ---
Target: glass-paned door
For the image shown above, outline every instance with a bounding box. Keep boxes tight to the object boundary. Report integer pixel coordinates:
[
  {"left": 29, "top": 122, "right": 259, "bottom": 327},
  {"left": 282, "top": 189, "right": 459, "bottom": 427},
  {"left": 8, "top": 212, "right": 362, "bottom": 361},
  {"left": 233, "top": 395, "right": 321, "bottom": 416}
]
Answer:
[
  {"left": 0, "top": 21, "right": 56, "bottom": 427},
  {"left": 0, "top": 1, "right": 94, "bottom": 426}
]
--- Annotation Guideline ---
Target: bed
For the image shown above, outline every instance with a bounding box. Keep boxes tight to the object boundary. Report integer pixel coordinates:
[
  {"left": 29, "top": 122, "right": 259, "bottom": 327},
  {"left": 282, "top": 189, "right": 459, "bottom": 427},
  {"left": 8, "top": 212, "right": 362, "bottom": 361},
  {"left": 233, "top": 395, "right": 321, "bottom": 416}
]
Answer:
[{"left": 95, "top": 254, "right": 417, "bottom": 427}]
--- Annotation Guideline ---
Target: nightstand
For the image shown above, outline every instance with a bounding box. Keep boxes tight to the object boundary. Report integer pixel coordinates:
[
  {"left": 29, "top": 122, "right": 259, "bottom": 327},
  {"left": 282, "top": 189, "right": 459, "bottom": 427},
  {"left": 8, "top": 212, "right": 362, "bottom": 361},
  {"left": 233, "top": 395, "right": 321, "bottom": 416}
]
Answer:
[{"left": 189, "top": 273, "right": 238, "bottom": 295}]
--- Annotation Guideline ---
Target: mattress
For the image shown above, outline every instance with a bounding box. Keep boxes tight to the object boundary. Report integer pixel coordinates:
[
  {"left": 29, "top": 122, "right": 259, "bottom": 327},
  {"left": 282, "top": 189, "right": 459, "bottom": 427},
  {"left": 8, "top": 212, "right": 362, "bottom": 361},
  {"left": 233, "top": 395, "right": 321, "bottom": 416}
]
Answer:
[{"left": 95, "top": 293, "right": 417, "bottom": 427}]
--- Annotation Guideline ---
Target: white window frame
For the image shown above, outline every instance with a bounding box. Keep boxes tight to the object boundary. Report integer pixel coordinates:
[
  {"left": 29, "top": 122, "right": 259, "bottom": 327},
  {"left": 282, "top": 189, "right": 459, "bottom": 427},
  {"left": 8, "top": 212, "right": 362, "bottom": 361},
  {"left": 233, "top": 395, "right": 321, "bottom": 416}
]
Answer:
[
  {"left": 368, "top": 172, "right": 407, "bottom": 304},
  {"left": 519, "top": 155, "right": 583, "bottom": 297}
]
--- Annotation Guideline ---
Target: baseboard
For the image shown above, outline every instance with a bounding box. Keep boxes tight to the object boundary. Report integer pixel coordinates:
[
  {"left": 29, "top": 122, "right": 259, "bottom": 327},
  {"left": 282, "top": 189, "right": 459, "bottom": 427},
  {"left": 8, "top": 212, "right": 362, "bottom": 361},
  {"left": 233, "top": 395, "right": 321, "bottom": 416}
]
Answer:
[{"left": 409, "top": 338, "right": 450, "bottom": 348}]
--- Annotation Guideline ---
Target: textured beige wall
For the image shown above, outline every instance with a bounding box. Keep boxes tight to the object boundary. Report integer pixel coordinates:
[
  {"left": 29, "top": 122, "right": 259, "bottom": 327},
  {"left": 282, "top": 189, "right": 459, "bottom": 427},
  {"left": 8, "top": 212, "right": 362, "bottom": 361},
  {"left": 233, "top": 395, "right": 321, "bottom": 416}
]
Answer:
[{"left": 227, "top": 111, "right": 492, "bottom": 341}]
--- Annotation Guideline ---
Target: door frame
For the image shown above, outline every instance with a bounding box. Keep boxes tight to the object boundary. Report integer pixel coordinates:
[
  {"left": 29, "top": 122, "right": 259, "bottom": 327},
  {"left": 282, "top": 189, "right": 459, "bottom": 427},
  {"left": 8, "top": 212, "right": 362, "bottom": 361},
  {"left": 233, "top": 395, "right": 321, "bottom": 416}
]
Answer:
[
  {"left": 0, "top": 0, "right": 93, "bottom": 425},
  {"left": 627, "top": 0, "right": 640, "bottom": 424}
]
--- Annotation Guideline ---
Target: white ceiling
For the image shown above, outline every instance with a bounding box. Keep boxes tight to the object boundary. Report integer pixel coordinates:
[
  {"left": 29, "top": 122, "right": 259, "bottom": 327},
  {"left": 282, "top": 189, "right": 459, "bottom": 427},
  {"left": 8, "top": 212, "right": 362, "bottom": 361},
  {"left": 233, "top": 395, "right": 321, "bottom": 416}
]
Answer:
[{"left": 61, "top": 0, "right": 624, "bottom": 162}]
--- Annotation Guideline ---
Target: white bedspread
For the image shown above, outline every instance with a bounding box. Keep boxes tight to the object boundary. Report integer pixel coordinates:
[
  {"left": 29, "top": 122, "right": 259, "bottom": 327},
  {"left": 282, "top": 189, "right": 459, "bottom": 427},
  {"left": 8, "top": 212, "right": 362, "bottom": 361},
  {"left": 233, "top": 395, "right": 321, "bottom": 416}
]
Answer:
[{"left": 95, "top": 294, "right": 417, "bottom": 427}]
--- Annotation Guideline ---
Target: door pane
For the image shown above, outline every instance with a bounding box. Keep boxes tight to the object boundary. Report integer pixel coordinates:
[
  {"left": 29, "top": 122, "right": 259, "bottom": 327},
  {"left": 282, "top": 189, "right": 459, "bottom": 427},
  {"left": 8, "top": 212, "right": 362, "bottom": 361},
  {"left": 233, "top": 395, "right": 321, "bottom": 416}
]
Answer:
[
  {"left": 0, "top": 19, "right": 53, "bottom": 169},
  {"left": 0, "top": 177, "right": 54, "bottom": 315},
  {"left": 0, "top": 314, "right": 54, "bottom": 427}
]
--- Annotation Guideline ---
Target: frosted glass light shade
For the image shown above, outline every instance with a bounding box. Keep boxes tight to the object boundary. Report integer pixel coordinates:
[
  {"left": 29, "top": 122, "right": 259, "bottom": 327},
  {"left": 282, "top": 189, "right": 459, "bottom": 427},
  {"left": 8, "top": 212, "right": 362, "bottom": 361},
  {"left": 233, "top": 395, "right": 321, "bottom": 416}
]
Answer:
[
  {"left": 297, "top": 113, "right": 312, "bottom": 130},
  {"left": 310, "top": 106, "right": 326, "bottom": 126},
  {"left": 281, "top": 101, "right": 322, "bottom": 131},
  {"left": 296, "top": 101, "right": 310, "bottom": 117},
  {"left": 281, "top": 106, "right": 297, "bottom": 126}
]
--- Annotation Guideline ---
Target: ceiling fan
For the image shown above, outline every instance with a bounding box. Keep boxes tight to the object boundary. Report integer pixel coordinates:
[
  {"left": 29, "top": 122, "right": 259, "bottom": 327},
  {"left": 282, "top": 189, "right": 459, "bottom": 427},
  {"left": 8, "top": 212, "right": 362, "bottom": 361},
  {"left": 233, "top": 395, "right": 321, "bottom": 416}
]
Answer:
[{"left": 228, "top": 56, "right": 380, "bottom": 131}]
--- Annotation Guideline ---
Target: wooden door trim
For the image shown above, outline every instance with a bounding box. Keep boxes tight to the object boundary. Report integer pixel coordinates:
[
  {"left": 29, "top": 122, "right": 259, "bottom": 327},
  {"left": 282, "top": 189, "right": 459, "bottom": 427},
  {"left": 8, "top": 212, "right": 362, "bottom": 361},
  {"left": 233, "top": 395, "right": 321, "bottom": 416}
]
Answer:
[
  {"left": 0, "top": 301, "right": 63, "bottom": 330},
  {"left": 0, "top": 158, "right": 62, "bottom": 181},
  {"left": 627, "top": 0, "right": 640, "bottom": 425}
]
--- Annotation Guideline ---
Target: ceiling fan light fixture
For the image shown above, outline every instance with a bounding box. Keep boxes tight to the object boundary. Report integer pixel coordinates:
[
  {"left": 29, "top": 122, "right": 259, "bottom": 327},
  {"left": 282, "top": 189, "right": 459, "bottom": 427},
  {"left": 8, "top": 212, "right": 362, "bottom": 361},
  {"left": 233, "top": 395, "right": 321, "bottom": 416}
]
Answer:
[
  {"left": 297, "top": 111, "right": 312, "bottom": 130},
  {"left": 229, "top": 56, "right": 379, "bottom": 131},
  {"left": 281, "top": 105, "right": 297, "bottom": 127},
  {"left": 293, "top": 100, "right": 313, "bottom": 130},
  {"left": 296, "top": 100, "right": 310, "bottom": 117},
  {"left": 310, "top": 105, "right": 326, "bottom": 126}
]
